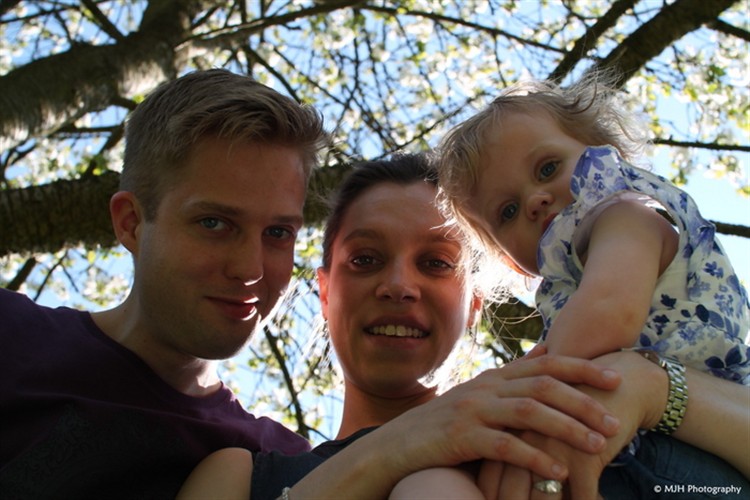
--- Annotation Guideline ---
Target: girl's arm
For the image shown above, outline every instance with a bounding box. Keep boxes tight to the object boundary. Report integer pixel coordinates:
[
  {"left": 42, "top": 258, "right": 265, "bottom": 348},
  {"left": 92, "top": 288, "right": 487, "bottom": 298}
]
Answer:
[{"left": 544, "top": 200, "right": 678, "bottom": 359}]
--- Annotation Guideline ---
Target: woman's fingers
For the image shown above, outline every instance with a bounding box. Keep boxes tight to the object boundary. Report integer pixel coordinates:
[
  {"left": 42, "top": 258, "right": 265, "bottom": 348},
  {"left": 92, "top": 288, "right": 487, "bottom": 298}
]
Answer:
[
  {"left": 463, "top": 370, "right": 620, "bottom": 439},
  {"left": 481, "top": 394, "right": 611, "bottom": 455},
  {"left": 501, "top": 354, "right": 622, "bottom": 391}
]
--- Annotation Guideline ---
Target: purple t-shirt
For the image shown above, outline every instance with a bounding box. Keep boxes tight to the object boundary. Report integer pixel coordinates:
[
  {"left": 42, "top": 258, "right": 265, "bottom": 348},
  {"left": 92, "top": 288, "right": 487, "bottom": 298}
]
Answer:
[{"left": 0, "top": 288, "right": 309, "bottom": 498}]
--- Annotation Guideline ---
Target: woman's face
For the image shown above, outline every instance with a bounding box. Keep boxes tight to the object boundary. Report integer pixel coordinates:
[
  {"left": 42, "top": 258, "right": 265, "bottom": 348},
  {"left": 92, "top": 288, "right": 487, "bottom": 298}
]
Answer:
[{"left": 318, "top": 181, "right": 480, "bottom": 399}]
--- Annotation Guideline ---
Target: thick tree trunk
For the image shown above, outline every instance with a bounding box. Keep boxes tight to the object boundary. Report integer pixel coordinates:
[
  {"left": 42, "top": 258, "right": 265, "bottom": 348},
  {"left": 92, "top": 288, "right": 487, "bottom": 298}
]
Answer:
[
  {"left": 0, "top": 172, "right": 119, "bottom": 255},
  {"left": 0, "top": 0, "right": 199, "bottom": 152}
]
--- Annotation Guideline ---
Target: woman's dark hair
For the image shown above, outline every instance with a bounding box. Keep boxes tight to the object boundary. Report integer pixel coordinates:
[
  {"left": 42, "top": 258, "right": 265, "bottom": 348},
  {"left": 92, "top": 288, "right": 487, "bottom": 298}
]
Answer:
[{"left": 321, "top": 153, "right": 437, "bottom": 269}]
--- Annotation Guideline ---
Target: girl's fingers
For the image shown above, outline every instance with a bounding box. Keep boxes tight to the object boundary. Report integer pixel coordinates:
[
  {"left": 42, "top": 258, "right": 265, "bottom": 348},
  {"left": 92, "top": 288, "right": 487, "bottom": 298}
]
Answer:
[
  {"left": 476, "top": 460, "right": 503, "bottom": 500},
  {"left": 466, "top": 428, "right": 568, "bottom": 482},
  {"left": 498, "top": 465, "right": 532, "bottom": 500}
]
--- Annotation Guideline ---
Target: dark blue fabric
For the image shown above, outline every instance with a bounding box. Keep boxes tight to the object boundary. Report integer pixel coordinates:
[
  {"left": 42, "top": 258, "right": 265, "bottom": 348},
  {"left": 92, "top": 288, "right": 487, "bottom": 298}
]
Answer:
[
  {"left": 251, "top": 427, "right": 378, "bottom": 500},
  {"left": 600, "top": 432, "right": 749, "bottom": 499}
]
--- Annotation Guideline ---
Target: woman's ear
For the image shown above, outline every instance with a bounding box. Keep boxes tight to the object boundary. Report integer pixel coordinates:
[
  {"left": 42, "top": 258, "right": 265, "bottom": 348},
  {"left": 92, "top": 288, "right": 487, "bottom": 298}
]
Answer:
[
  {"left": 109, "top": 191, "right": 144, "bottom": 256},
  {"left": 467, "top": 292, "right": 483, "bottom": 328},
  {"left": 316, "top": 267, "right": 330, "bottom": 320}
]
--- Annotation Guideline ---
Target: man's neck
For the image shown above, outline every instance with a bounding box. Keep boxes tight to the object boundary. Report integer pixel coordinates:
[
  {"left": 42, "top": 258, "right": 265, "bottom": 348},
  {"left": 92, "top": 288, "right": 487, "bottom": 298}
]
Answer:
[{"left": 91, "top": 301, "right": 221, "bottom": 397}]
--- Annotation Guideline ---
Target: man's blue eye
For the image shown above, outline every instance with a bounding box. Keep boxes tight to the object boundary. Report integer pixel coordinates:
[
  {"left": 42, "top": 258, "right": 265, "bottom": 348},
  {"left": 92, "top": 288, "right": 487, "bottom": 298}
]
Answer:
[
  {"left": 200, "top": 218, "right": 224, "bottom": 230},
  {"left": 266, "top": 227, "right": 294, "bottom": 240}
]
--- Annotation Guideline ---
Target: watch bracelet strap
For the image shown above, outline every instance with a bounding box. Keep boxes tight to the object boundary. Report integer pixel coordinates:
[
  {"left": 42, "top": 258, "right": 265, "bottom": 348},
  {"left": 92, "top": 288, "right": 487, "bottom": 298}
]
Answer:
[
  {"left": 626, "top": 347, "right": 689, "bottom": 435},
  {"left": 653, "top": 354, "right": 688, "bottom": 435}
]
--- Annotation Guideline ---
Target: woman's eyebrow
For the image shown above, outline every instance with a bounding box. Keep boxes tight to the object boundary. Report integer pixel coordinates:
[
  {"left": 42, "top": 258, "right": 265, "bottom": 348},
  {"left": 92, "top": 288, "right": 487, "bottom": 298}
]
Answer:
[{"left": 341, "top": 228, "right": 380, "bottom": 243}]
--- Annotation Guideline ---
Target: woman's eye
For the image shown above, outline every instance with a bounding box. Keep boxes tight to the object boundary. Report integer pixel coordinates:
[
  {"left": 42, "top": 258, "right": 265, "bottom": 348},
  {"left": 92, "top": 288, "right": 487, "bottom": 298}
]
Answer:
[
  {"left": 539, "top": 161, "right": 557, "bottom": 179},
  {"left": 350, "top": 255, "right": 378, "bottom": 267},
  {"left": 425, "top": 258, "right": 455, "bottom": 271}
]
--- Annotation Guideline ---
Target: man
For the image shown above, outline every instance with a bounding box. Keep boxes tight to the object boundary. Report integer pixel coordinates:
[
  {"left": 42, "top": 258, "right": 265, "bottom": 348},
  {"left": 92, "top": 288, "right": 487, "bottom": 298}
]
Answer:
[{"left": 0, "top": 69, "right": 327, "bottom": 497}]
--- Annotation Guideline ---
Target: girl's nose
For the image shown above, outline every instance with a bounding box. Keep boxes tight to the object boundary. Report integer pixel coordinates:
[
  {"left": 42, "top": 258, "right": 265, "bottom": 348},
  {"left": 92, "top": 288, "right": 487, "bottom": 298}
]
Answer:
[{"left": 526, "top": 191, "right": 552, "bottom": 219}]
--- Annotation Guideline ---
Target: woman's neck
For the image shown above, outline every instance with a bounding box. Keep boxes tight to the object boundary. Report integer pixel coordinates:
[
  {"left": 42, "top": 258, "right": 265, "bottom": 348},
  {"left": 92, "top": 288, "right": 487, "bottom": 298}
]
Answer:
[{"left": 335, "top": 382, "right": 437, "bottom": 440}]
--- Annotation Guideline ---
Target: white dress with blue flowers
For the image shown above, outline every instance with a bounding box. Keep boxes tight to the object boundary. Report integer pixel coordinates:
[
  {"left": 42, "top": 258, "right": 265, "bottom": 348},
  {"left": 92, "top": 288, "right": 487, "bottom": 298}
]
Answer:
[{"left": 536, "top": 146, "right": 750, "bottom": 385}]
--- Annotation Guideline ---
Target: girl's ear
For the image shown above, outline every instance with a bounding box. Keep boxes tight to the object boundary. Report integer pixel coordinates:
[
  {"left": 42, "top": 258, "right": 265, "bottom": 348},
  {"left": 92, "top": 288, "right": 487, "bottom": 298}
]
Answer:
[
  {"left": 316, "top": 267, "right": 330, "bottom": 320},
  {"left": 109, "top": 191, "right": 144, "bottom": 256}
]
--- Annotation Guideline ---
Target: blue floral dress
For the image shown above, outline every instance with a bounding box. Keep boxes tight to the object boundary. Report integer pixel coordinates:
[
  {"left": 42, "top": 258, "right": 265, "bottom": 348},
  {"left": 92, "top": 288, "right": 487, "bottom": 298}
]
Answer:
[{"left": 536, "top": 146, "right": 750, "bottom": 385}]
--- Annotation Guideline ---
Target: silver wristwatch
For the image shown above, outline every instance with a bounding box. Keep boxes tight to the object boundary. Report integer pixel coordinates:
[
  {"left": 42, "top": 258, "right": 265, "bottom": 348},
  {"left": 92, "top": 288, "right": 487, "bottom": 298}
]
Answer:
[{"left": 631, "top": 348, "right": 688, "bottom": 435}]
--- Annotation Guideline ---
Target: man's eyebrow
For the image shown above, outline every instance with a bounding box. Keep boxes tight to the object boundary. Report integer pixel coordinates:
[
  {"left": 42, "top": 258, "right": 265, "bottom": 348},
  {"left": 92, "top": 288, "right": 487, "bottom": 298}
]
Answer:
[
  {"left": 185, "top": 200, "right": 242, "bottom": 216},
  {"left": 273, "top": 214, "right": 304, "bottom": 227},
  {"left": 184, "top": 201, "right": 303, "bottom": 226}
]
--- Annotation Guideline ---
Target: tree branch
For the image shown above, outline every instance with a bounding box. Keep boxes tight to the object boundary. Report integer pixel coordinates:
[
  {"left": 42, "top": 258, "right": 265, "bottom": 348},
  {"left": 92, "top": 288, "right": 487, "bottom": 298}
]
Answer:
[{"left": 594, "top": 0, "right": 740, "bottom": 88}]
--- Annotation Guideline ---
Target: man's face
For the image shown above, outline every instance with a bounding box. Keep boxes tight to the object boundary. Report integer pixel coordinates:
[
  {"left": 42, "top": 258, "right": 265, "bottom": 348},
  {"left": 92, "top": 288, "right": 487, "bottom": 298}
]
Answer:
[{"left": 131, "top": 137, "right": 306, "bottom": 360}]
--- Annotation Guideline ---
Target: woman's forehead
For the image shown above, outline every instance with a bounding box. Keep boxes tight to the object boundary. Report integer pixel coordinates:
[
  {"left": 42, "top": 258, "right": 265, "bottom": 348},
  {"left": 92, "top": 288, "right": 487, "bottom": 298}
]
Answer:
[{"left": 341, "top": 182, "right": 446, "bottom": 234}]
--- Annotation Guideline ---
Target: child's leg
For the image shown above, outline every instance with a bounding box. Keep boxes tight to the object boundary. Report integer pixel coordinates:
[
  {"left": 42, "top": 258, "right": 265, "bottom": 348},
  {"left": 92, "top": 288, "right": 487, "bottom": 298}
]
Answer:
[
  {"left": 389, "top": 467, "right": 483, "bottom": 500},
  {"left": 177, "top": 447, "right": 253, "bottom": 500}
]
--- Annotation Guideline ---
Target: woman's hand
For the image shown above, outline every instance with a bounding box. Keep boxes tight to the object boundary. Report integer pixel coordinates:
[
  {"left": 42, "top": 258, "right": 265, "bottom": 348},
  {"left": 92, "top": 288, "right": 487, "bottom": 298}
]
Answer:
[
  {"left": 478, "top": 350, "right": 668, "bottom": 500},
  {"left": 398, "top": 354, "right": 622, "bottom": 475},
  {"left": 292, "top": 355, "right": 622, "bottom": 500}
]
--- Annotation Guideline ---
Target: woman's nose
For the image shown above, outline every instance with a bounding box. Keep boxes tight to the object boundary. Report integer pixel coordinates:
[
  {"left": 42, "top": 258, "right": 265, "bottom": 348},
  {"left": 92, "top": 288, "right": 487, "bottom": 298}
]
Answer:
[{"left": 375, "top": 263, "right": 420, "bottom": 302}]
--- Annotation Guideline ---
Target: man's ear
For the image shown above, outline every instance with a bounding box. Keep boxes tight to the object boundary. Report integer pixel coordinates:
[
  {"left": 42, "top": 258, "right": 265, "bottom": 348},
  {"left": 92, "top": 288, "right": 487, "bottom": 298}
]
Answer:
[
  {"left": 316, "top": 266, "right": 330, "bottom": 320},
  {"left": 109, "top": 191, "right": 144, "bottom": 255}
]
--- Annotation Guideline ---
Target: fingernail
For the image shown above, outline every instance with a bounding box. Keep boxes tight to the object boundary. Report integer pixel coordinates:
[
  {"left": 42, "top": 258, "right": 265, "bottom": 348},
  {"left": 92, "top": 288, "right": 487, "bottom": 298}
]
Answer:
[
  {"left": 551, "top": 463, "right": 566, "bottom": 479},
  {"left": 602, "top": 369, "right": 618, "bottom": 380},
  {"left": 588, "top": 431, "right": 604, "bottom": 449},
  {"left": 603, "top": 414, "right": 620, "bottom": 431}
]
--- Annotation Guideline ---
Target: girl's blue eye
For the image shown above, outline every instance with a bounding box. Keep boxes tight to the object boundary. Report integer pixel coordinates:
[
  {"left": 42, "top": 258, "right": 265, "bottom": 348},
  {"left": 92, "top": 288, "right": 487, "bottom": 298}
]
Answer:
[
  {"left": 540, "top": 162, "right": 557, "bottom": 179},
  {"left": 500, "top": 203, "right": 518, "bottom": 222}
]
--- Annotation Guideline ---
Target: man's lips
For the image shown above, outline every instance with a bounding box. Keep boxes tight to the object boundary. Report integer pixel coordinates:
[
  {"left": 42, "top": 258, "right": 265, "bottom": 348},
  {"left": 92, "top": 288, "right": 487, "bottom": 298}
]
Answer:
[{"left": 207, "top": 296, "right": 259, "bottom": 320}]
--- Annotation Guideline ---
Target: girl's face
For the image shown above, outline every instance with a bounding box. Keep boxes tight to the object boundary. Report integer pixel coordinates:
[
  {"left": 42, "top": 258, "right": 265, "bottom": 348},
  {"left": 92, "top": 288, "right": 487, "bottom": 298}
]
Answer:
[
  {"left": 318, "top": 181, "right": 480, "bottom": 400},
  {"left": 468, "top": 110, "right": 588, "bottom": 275}
]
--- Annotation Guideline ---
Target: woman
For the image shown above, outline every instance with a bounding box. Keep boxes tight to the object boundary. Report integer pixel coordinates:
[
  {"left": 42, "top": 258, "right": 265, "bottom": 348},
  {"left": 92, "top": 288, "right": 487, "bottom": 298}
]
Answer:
[{"left": 179, "top": 155, "right": 748, "bottom": 500}]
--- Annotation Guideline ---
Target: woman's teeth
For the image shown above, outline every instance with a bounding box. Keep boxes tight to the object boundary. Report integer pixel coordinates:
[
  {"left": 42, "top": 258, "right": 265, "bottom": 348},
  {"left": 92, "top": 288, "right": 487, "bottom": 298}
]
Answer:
[{"left": 369, "top": 325, "right": 427, "bottom": 338}]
